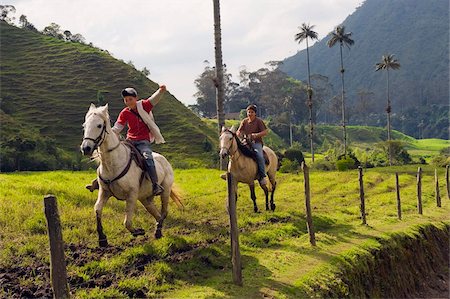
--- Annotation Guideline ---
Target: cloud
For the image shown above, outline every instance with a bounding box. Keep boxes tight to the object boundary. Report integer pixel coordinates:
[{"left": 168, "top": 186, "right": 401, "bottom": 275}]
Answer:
[{"left": 8, "top": 0, "right": 362, "bottom": 105}]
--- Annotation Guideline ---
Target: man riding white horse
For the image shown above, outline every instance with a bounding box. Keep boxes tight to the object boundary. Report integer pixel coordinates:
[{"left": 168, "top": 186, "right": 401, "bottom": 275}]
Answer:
[{"left": 86, "top": 85, "right": 166, "bottom": 195}]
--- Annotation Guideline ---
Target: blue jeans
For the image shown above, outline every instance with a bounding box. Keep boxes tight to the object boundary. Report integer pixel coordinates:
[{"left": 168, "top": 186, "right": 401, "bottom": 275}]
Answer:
[
  {"left": 130, "top": 140, "right": 154, "bottom": 168},
  {"left": 253, "top": 142, "right": 266, "bottom": 180}
]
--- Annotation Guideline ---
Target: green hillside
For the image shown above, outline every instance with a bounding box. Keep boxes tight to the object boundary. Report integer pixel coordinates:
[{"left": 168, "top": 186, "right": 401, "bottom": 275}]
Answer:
[
  {"left": 0, "top": 22, "right": 218, "bottom": 169},
  {"left": 280, "top": 0, "right": 449, "bottom": 138}
]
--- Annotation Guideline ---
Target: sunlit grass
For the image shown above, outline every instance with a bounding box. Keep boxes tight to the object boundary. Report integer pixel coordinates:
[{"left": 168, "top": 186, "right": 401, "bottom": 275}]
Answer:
[{"left": 0, "top": 166, "right": 448, "bottom": 298}]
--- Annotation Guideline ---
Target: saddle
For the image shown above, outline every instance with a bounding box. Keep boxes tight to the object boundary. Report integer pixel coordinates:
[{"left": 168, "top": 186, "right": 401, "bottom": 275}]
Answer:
[
  {"left": 123, "top": 140, "right": 149, "bottom": 186},
  {"left": 123, "top": 140, "right": 147, "bottom": 170},
  {"left": 238, "top": 137, "right": 270, "bottom": 165}
]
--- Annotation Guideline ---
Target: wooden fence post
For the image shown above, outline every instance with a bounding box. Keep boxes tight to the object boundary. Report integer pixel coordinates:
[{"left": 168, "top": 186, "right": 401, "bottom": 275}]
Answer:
[
  {"left": 44, "top": 194, "right": 70, "bottom": 299},
  {"left": 435, "top": 169, "right": 441, "bottom": 208},
  {"left": 226, "top": 173, "right": 242, "bottom": 286},
  {"left": 302, "top": 162, "right": 316, "bottom": 246},
  {"left": 358, "top": 166, "right": 367, "bottom": 225},
  {"left": 446, "top": 165, "right": 449, "bottom": 200},
  {"left": 395, "top": 172, "right": 402, "bottom": 220},
  {"left": 417, "top": 167, "right": 423, "bottom": 215}
]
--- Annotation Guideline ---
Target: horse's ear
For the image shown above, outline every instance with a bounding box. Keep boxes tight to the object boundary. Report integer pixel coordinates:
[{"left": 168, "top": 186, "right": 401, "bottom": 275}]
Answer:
[
  {"left": 98, "top": 103, "right": 109, "bottom": 114},
  {"left": 89, "top": 103, "right": 96, "bottom": 111},
  {"left": 221, "top": 126, "right": 226, "bottom": 133},
  {"left": 230, "top": 125, "right": 237, "bottom": 133}
]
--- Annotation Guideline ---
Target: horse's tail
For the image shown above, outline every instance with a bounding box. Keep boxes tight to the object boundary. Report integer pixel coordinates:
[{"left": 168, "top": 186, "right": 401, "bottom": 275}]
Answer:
[{"left": 170, "top": 185, "right": 184, "bottom": 209}]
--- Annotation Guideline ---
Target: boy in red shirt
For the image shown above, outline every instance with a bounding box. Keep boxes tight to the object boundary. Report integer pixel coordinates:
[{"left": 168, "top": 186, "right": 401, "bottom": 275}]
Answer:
[{"left": 87, "top": 86, "right": 166, "bottom": 195}]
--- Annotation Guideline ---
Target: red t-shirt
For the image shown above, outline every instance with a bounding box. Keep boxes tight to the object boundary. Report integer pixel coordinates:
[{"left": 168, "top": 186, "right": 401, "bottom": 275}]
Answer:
[{"left": 116, "top": 99, "right": 154, "bottom": 141}]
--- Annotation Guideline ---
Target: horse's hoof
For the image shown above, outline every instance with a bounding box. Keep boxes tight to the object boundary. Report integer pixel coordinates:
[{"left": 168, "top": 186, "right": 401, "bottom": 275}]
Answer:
[
  {"left": 253, "top": 207, "right": 259, "bottom": 213},
  {"left": 271, "top": 203, "right": 276, "bottom": 211},
  {"left": 132, "top": 228, "right": 145, "bottom": 237},
  {"left": 265, "top": 206, "right": 269, "bottom": 211},
  {"left": 155, "top": 229, "right": 163, "bottom": 239},
  {"left": 99, "top": 238, "right": 108, "bottom": 247}
]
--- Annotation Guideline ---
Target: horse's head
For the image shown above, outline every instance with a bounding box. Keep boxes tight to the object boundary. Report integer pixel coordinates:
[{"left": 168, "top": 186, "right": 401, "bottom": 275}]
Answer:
[
  {"left": 81, "top": 103, "right": 111, "bottom": 156},
  {"left": 219, "top": 126, "right": 237, "bottom": 159}
]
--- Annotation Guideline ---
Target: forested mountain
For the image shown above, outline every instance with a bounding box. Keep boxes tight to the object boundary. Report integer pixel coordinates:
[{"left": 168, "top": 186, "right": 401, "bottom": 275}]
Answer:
[
  {"left": 0, "top": 22, "right": 218, "bottom": 171},
  {"left": 280, "top": 0, "right": 449, "bottom": 139}
]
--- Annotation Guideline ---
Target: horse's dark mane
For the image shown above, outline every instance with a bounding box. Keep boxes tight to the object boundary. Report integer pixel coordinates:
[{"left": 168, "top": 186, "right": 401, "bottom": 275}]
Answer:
[{"left": 229, "top": 131, "right": 256, "bottom": 159}]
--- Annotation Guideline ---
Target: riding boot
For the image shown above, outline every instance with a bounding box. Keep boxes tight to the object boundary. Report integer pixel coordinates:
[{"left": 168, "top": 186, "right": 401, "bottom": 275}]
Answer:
[{"left": 147, "top": 164, "right": 164, "bottom": 196}]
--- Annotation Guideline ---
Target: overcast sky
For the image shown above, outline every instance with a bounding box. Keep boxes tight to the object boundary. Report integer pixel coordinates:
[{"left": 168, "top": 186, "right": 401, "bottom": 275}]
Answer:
[{"left": 8, "top": 0, "right": 363, "bottom": 105}]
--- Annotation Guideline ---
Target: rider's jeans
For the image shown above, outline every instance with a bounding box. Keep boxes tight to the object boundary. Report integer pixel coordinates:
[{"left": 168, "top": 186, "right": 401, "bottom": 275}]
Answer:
[
  {"left": 253, "top": 142, "right": 266, "bottom": 180},
  {"left": 130, "top": 140, "right": 155, "bottom": 168}
]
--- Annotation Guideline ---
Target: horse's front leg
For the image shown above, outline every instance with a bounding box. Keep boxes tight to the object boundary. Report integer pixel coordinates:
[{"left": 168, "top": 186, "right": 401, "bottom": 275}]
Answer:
[
  {"left": 124, "top": 195, "right": 145, "bottom": 237},
  {"left": 94, "top": 189, "right": 110, "bottom": 247},
  {"left": 249, "top": 184, "right": 258, "bottom": 213},
  {"left": 139, "top": 197, "right": 163, "bottom": 239}
]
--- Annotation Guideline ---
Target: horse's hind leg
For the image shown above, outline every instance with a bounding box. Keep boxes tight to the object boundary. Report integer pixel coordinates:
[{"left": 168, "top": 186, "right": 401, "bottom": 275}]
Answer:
[
  {"left": 260, "top": 183, "right": 270, "bottom": 211},
  {"left": 249, "top": 184, "right": 259, "bottom": 213},
  {"left": 269, "top": 178, "right": 277, "bottom": 211},
  {"left": 140, "top": 197, "right": 164, "bottom": 239}
]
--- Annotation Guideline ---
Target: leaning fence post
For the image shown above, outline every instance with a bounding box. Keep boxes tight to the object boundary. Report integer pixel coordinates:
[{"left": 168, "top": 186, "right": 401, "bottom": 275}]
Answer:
[
  {"left": 302, "top": 162, "right": 316, "bottom": 246},
  {"left": 395, "top": 172, "right": 402, "bottom": 220},
  {"left": 226, "top": 173, "right": 242, "bottom": 286},
  {"left": 417, "top": 167, "right": 423, "bottom": 215},
  {"left": 446, "top": 165, "right": 449, "bottom": 200},
  {"left": 358, "top": 166, "right": 367, "bottom": 225},
  {"left": 435, "top": 169, "right": 441, "bottom": 208},
  {"left": 44, "top": 194, "right": 70, "bottom": 299}
]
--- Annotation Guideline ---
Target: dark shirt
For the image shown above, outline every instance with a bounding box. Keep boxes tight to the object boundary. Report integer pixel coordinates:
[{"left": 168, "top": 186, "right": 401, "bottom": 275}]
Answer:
[{"left": 237, "top": 117, "right": 267, "bottom": 144}]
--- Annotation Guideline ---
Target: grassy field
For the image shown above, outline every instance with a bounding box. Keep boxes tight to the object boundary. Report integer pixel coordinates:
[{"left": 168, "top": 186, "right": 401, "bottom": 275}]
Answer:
[{"left": 0, "top": 165, "right": 449, "bottom": 298}]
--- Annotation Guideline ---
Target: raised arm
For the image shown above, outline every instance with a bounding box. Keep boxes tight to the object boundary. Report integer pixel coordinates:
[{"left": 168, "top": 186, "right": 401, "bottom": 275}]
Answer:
[{"left": 147, "top": 85, "right": 167, "bottom": 106}]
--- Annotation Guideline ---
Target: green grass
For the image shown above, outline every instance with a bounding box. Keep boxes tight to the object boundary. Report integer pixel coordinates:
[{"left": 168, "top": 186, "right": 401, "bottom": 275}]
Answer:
[{"left": 0, "top": 165, "right": 448, "bottom": 298}]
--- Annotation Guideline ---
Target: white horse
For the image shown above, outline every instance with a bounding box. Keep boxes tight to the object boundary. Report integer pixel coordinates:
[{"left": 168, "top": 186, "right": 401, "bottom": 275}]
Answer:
[
  {"left": 219, "top": 126, "right": 278, "bottom": 212},
  {"left": 80, "top": 104, "right": 182, "bottom": 247}
]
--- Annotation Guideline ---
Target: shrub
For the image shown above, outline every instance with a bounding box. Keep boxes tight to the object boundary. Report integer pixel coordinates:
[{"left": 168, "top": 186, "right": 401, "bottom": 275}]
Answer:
[
  {"left": 312, "top": 160, "right": 336, "bottom": 171},
  {"left": 283, "top": 147, "right": 305, "bottom": 165},
  {"left": 279, "top": 158, "right": 300, "bottom": 173},
  {"left": 336, "top": 157, "right": 356, "bottom": 171}
]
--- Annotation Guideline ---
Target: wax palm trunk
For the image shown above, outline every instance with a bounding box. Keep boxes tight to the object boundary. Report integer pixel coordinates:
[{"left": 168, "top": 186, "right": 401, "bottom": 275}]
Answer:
[{"left": 213, "top": 0, "right": 226, "bottom": 169}]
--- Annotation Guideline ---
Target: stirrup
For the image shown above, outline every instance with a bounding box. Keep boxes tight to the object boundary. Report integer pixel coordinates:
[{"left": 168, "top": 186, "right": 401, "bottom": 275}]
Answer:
[{"left": 153, "top": 184, "right": 164, "bottom": 196}]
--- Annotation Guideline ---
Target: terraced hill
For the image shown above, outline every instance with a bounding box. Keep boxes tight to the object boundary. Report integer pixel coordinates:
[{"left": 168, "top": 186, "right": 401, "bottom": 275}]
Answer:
[{"left": 0, "top": 22, "right": 218, "bottom": 167}]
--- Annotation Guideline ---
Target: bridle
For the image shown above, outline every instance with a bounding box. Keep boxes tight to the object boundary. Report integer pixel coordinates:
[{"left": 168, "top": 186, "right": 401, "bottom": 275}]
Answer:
[
  {"left": 220, "top": 129, "right": 238, "bottom": 157},
  {"left": 83, "top": 115, "right": 120, "bottom": 153}
]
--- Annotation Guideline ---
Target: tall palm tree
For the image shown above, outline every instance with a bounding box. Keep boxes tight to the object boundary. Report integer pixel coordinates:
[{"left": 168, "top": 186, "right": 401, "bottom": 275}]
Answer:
[
  {"left": 213, "top": 0, "right": 226, "bottom": 169},
  {"left": 295, "top": 23, "right": 318, "bottom": 162},
  {"left": 327, "top": 25, "right": 354, "bottom": 158},
  {"left": 375, "top": 54, "right": 401, "bottom": 165}
]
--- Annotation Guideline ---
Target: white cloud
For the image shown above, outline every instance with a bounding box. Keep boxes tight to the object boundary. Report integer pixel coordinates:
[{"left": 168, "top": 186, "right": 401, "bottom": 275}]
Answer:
[{"left": 8, "top": 0, "right": 361, "bottom": 105}]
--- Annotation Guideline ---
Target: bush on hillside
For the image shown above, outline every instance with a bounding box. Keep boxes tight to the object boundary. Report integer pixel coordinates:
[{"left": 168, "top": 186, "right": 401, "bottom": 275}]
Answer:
[
  {"left": 312, "top": 160, "right": 336, "bottom": 171},
  {"left": 0, "top": 133, "right": 78, "bottom": 172},
  {"left": 278, "top": 146, "right": 305, "bottom": 173},
  {"left": 283, "top": 147, "right": 305, "bottom": 166},
  {"left": 279, "top": 158, "right": 300, "bottom": 173},
  {"left": 336, "top": 157, "right": 356, "bottom": 171},
  {"left": 375, "top": 141, "right": 412, "bottom": 165},
  {"left": 431, "top": 146, "right": 450, "bottom": 167}
]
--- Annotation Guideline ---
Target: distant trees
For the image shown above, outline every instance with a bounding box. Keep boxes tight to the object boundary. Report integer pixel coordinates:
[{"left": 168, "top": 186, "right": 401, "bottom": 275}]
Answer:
[
  {"left": 327, "top": 25, "right": 355, "bottom": 157},
  {"left": 376, "top": 54, "right": 401, "bottom": 165},
  {"left": 19, "top": 14, "right": 37, "bottom": 32},
  {"left": 2, "top": 6, "right": 87, "bottom": 44},
  {"left": 295, "top": 23, "right": 318, "bottom": 162},
  {"left": 0, "top": 5, "right": 15, "bottom": 24},
  {"left": 43, "top": 22, "right": 64, "bottom": 39}
]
